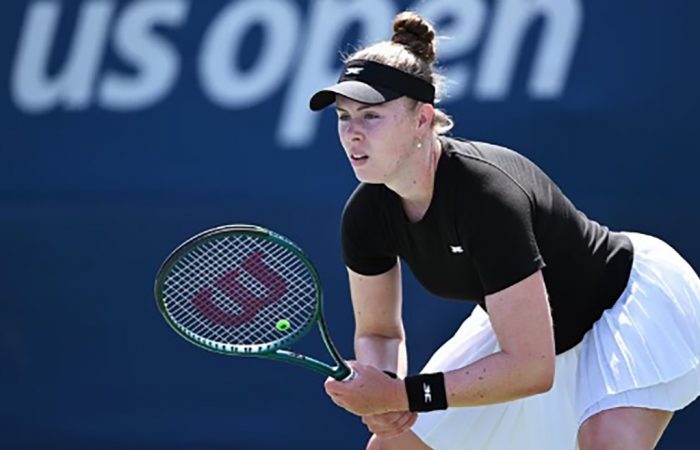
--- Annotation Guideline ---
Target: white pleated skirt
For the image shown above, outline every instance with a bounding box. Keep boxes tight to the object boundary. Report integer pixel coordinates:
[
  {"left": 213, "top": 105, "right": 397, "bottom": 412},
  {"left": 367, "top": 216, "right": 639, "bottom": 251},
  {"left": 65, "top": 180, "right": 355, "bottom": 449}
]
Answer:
[{"left": 411, "top": 232, "right": 700, "bottom": 450}]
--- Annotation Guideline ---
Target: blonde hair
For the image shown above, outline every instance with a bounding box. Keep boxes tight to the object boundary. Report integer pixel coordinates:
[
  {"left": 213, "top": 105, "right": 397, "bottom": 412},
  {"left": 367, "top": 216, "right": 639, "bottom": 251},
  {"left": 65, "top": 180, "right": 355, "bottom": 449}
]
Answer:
[{"left": 345, "top": 11, "right": 453, "bottom": 134}]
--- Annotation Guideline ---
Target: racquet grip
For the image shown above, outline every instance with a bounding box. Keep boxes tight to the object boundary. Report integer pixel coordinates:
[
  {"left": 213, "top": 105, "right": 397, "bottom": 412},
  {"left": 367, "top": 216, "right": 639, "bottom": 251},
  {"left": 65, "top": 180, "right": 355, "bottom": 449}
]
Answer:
[{"left": 340, "top": 368, "right": 356, "bottom": 382}]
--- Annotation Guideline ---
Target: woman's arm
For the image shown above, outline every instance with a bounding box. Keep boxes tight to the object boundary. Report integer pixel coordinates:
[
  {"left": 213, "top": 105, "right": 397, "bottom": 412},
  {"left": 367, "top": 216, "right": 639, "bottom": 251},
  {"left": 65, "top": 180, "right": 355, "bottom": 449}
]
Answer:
[
  {"left": 442, "top": 269, "right": 555, "bottom": 406},
  {"left": 348, "top": 260, "right": 408, "bottom": 377},
  {"left": 326, "top": 270, "right": 555, "bottom": 416},
  {"left": 344, "top": 261, "right": 418, "bottom": 437}
]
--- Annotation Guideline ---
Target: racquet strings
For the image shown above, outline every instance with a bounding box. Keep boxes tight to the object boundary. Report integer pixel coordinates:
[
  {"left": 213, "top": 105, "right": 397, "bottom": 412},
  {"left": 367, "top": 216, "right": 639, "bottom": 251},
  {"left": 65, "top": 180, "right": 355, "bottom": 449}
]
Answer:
[{"left": 161, "top": 234, "right": 319, "bottom": 351}]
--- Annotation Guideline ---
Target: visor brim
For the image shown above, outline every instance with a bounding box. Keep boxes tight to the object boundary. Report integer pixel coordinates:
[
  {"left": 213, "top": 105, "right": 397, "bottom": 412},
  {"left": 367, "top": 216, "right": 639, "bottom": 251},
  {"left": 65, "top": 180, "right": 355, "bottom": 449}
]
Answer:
[{"left": 309, "top": 81, "right": 401, "bottom": 111}]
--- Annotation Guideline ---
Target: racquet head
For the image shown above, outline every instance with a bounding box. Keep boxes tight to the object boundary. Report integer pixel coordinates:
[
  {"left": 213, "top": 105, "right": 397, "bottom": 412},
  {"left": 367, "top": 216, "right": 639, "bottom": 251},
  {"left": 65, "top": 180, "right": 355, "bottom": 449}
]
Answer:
[{"left": 154, "top": 225, "right": 322, "bottom": 356}]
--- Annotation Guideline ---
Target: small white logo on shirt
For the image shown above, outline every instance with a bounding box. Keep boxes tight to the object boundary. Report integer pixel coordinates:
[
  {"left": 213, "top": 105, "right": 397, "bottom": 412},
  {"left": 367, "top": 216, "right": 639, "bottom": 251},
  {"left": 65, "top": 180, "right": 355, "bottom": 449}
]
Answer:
[
  {"left": 450, "top": 245, "right": 464, "bottom": 254},
  {"left": 423, "top": 383, "right": 432, "bottom": 403},
  {"left": 345, "top": 67, "right": 363, "bottom": 76}
]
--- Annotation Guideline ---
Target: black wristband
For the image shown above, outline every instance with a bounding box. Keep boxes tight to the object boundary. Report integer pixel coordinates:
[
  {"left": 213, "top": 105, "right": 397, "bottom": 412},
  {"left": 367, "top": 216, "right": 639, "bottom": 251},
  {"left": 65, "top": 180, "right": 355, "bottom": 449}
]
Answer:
[{"left": 404, "top": 372, "right": 448, "bottom": 412}]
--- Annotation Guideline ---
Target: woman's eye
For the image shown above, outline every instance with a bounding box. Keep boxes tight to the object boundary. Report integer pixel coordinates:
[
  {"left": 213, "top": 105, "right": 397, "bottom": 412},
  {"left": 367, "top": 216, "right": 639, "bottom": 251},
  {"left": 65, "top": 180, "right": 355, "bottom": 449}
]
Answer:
[
  {"left": 337, "top": 114, "right": 349, "bottom": 121},
  {"left": 364, "top": 113, "right": 379, "bottom": 120}
]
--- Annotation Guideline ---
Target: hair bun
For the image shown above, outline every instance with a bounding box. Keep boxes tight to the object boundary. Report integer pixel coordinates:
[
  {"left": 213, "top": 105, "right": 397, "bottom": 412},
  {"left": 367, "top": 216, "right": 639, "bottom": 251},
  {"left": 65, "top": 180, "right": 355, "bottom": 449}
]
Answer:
[{"left": 391, "top": 11, "right": 437, "bottom": 64}]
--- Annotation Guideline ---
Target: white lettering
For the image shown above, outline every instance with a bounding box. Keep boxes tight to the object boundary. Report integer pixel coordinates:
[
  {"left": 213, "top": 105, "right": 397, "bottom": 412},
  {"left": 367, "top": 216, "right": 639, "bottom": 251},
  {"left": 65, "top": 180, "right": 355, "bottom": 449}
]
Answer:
[
  {"left": 8, "top": 0, "right": 584, "bottom": 147},
  {"left": 278, "top": 0, "right": 396, "bottom": 148},
  {"left": 423, "top": 383, "right": 432, "bottom": 402},
  {"left": 99, "top": 0, "right": 189, "bottom": 110},
  {"left": 199, "top": 0, "right": 300, "bottom": 108},
  {"left": 476, "top": 0, "right": 582, "bottom": 99},
  {"left": 11, "top": 0, "right": 114, "bottom": 113}
]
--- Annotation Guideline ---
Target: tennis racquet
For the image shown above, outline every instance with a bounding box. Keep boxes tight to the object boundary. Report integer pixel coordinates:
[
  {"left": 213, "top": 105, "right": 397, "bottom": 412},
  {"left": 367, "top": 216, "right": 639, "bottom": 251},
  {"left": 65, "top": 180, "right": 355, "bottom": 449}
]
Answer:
[{"left": 154, "top": 224, "right": 353, "bottom": 380}]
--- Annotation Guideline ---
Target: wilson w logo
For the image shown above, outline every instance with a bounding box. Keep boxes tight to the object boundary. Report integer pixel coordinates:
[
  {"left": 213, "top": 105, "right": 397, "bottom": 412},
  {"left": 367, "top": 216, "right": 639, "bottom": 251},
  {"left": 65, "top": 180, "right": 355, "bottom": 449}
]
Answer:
[{"left": 192, "top": 251, "right": 288, "bottom": 327}]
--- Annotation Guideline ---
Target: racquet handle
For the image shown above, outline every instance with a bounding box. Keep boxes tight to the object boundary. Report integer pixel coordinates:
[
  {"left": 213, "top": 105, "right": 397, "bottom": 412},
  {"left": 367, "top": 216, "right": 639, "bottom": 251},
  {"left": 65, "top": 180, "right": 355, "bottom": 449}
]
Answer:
[{"left": 340, "top": 368, "right": 356, "bottom": 382}]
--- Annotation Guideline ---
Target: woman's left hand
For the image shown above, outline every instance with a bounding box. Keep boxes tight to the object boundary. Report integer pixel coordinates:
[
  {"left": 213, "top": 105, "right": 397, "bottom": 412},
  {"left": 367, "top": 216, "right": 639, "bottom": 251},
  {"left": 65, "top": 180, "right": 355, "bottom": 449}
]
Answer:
[{"left": 324, "top": 361, "right": 408, "bottom": 416}]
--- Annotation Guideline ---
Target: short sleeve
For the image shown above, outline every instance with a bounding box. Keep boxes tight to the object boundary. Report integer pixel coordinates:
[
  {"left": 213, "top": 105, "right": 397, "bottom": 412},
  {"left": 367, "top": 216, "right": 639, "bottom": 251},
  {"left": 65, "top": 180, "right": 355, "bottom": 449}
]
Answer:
[
  {"left": 341, "top": 184, "right": 397, "bottom": 275},
  {"left": 460, "top": 174, "right": 545, "bottom": 295}
]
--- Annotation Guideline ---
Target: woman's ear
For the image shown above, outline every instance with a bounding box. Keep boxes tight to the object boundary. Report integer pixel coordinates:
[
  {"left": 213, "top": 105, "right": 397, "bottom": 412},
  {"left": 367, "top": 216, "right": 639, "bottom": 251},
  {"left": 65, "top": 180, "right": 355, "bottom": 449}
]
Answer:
[{"left": 416, "top": 102, "right": 435, "bottom": 131}]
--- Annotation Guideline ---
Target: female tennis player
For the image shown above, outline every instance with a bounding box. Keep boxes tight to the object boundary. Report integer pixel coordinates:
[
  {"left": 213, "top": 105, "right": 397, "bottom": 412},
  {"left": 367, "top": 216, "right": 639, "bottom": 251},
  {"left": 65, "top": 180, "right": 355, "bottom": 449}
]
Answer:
[{"left": 311, "top": 11, "right": 700, "bottom": 450}]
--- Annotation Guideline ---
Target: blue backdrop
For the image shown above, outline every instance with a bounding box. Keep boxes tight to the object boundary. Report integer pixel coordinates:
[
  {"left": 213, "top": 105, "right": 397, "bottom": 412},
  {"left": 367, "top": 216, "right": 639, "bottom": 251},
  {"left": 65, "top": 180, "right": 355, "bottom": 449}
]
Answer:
[{"left": 2, "top": 1, "right": 699, "bottom": 448}]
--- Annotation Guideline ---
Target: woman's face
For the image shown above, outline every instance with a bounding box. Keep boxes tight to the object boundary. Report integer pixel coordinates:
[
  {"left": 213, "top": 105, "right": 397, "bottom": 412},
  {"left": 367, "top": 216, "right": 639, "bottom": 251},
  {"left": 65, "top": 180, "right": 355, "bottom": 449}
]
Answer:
[{"left": 335, "top": 96, "right": 420, "bottom": 185}]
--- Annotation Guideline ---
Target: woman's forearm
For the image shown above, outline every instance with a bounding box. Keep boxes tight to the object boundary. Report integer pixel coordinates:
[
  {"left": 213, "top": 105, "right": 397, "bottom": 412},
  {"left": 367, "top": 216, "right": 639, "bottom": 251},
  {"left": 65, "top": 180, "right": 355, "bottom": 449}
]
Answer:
[
  {"left": 443, "top": 350, "right": 554, "bottom": 407},
  {"left": 354, "top": 334, "right": 408, "bottom": 377}
]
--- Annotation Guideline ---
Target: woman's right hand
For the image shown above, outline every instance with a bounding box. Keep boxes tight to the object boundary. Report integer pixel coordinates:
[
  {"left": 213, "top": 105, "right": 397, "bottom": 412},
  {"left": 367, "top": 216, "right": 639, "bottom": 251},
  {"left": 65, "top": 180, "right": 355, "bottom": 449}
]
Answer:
[{"left": 362, "top": 411, "right": 418, "bottom": 438}]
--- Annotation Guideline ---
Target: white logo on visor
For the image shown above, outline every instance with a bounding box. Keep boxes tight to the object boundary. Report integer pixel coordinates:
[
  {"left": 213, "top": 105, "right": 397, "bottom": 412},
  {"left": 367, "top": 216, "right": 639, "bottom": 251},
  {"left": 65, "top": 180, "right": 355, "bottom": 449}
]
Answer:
[{"left": 345, "top": 67, "right": 364, "bottom": 76}]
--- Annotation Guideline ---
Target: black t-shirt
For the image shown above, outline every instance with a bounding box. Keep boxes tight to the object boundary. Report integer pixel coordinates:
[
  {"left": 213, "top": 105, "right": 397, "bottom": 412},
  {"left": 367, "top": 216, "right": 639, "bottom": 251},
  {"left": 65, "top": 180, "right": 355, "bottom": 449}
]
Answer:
[{"left": 341, "top": 137, "right": 633, "bottom": 354}]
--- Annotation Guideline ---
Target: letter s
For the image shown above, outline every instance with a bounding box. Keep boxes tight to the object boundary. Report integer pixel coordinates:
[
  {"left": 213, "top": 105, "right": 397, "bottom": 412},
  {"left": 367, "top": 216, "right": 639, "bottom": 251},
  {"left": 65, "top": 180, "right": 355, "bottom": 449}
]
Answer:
[{"left": 98, "top": 0, "right": 189, "bottom": 110}]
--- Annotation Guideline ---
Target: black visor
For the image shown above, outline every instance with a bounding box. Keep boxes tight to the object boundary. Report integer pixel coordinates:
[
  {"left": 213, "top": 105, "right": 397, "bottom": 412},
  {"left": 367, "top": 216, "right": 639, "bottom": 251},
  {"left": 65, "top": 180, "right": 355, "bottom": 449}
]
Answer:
[{"left": 309, "top": 60, "right": 435, "bottom": 111}]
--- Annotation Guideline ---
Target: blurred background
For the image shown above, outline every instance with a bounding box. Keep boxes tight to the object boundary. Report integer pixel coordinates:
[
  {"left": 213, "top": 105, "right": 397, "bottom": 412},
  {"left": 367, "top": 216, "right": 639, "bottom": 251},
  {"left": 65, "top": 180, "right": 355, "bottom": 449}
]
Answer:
[{"left": 1, "top": 0, "right": 698, "bottom": 448}]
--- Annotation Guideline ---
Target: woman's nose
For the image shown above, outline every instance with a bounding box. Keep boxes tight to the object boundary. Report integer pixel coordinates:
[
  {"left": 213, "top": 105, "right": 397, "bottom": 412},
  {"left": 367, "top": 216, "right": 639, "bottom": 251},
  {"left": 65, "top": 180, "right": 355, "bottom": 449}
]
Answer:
[{"left": 342, "top": 119, "right": 362, "bottom": 140}]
